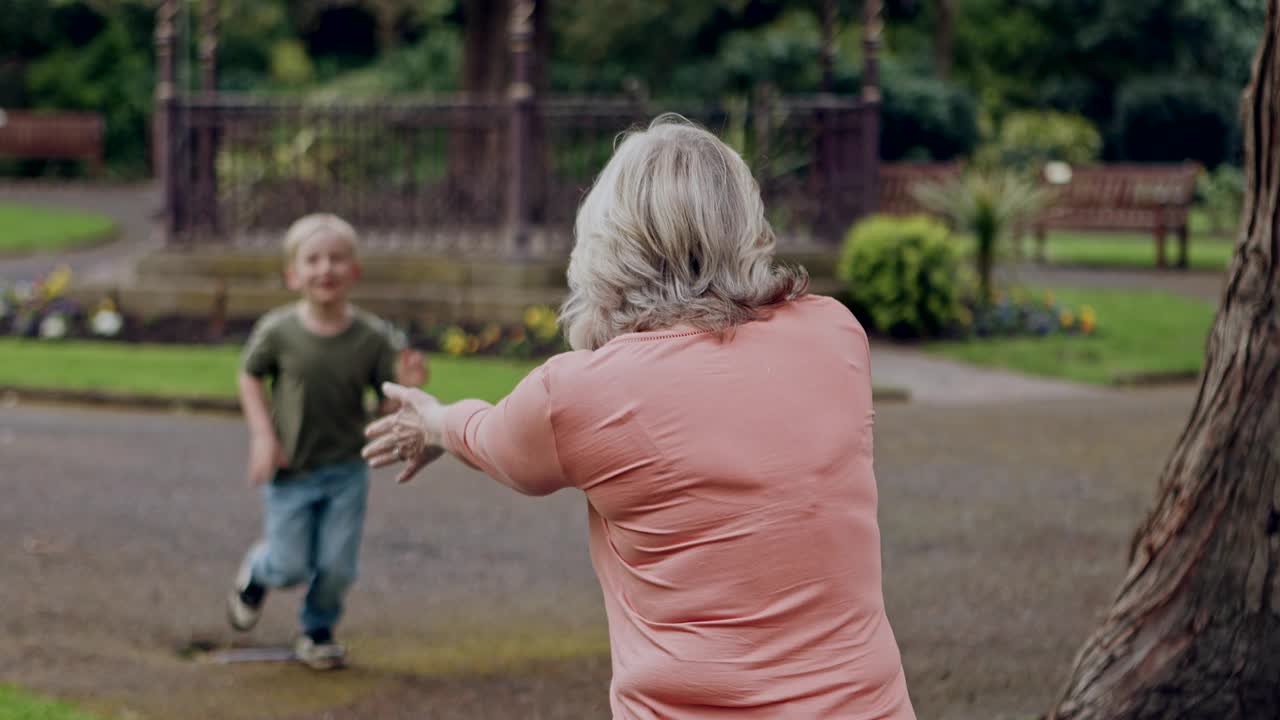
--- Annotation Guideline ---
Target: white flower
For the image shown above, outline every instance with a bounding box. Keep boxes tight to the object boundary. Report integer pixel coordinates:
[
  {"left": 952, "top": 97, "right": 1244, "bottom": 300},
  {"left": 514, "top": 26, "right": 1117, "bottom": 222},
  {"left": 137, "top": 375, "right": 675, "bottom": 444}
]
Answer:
[
  {"left": 1044, "top": 161, "right": 1073, "bottom": 186},
  {"left": 91, "top": 309, "right": 124, "bottom": 337},
  {"left": 39, "top": 313, "right": 68, "bottom": 340}
]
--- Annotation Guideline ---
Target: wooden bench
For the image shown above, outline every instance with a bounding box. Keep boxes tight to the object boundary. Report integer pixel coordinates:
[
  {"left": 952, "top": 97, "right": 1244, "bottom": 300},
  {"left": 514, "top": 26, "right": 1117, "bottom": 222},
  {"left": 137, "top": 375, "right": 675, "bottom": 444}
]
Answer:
[
  {"left": 877, "top": 162, "right": 963, "bottom": 216},
  {"left": 0, "top": 109, "right": 105, "bottom": 174},
  {"left": 1033, "top": 163, "right": 1201, "bottom": 268}
]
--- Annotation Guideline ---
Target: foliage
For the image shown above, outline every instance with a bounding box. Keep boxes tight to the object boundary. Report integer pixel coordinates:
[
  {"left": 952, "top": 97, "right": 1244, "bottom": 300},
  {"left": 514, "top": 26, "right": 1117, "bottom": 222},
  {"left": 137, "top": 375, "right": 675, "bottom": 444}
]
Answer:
[
  {"left": 0, "top": 268, "right": 567, "bottom": 362},
  {"left": 2, "top": 0, "right": 1268, "bottom": 175},
  {"left": 838, "top": 214, "right": 967, "bottom": 339},
  {"left": 310, "top": 28, "right": 462, "bottom": 98},
  {"left": 1111, "top": 75, "right": 1240, "bottom": 167},
  {"left": 1195, "top": 164, "right": 1246, "bottom": 236},
  {"left": 974, "top": 110, "right": 1102, "bottom": 173},
  {"left": 972, "top": 287, "right": 1096, "bottom": 338},
  {"left": 416, "top": 305, "right": 567, "bottom": 360},
  {"left": 912, "top": 172, "right": 1049, "bottom": 304},
  {"left": 24, "top": 8, "right": 153, "bottom": 175},
  {"left": 879, "top": 59, "right": 981, "bottom": 162}
]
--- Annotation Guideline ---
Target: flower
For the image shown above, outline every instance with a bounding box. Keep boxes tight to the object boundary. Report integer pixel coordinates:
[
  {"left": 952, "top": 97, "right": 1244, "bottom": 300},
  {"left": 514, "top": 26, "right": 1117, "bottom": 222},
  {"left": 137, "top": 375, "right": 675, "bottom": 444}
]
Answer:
[
  {"left": 479, "top": 323, "right": 503, "bottom": 350},
  {"left": 39, "top": 313, "right": 69, "bottom": 340},
  {"left": 41, "top": 265, "right": 72, "bottom": 300},
  {"left": 1080, "top": 305, "right": 1097, "bottom": 335},
  {"left": 90, "top": 308, "right": 124, "bottom": 337},
  {"left": 523, "top": 305, "right": 560, "bottom": 341},
  {"left": 441, "top": 327, "right": 468, "bottom": 356},
  {"left": 1058, "top": 309, "right": 1075, "bottom": 329},
  {"left": 1044, "top": 161, "right": 1074, "bottom": 186}
]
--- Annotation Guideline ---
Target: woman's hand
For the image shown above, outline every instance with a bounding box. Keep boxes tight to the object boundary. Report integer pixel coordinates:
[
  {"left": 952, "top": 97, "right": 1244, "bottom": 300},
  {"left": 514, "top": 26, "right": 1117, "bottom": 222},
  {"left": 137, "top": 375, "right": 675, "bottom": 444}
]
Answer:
[{"left": 363, "top": 382, "right": 446, "bottom": 484}]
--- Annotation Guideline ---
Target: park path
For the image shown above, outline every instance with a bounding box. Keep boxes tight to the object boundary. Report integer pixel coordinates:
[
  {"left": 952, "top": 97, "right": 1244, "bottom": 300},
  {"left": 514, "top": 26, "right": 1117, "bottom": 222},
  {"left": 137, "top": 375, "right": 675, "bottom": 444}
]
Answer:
[
  {"left": 1, "top": 379, "right": 1198, "bottom": 720},
  {"left": 0, "top": 181, "right": 1224, "bottom": 717}
]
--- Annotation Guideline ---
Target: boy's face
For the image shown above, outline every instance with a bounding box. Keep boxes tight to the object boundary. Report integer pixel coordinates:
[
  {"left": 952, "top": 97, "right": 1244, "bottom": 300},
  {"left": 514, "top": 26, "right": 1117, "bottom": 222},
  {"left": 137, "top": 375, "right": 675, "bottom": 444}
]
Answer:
[{"left": 285, "top": 232, "right": 360, "bottom": 305}]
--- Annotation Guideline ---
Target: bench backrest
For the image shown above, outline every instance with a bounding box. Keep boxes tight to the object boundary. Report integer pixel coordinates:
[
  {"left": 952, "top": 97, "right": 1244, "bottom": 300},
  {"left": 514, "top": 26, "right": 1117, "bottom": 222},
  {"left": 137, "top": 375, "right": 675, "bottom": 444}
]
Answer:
[
  {"left": 1038, "top": 163, "right": 1200, "bottom": 231},
  {"left": 878, "top": 162, "right": 962, "bottom": 216},
  {"left": 0, "top": 110, "right": 105, "bottom": 168}
]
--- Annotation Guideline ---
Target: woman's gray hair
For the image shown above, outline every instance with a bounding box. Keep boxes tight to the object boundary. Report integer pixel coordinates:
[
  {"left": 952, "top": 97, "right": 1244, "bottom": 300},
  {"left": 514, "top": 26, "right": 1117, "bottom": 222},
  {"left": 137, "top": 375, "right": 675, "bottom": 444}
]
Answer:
[{"left": 559, "top": 114, "right": 808, "bottom": 351}]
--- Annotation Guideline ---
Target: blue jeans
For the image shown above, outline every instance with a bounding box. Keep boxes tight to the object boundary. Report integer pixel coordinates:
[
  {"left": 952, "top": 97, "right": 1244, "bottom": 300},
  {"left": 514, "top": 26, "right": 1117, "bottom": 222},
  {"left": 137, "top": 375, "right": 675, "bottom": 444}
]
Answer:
[{"left": 248, "top": 460, "right": 369, "bottom": 635}]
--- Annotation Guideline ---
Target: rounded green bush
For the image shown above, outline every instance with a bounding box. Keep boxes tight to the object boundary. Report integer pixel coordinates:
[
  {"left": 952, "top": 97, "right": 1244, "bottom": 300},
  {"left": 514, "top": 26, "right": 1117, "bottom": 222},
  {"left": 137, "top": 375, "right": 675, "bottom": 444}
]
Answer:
[{"left": 838, "top": 214, "right": 966, "bottom": 339}]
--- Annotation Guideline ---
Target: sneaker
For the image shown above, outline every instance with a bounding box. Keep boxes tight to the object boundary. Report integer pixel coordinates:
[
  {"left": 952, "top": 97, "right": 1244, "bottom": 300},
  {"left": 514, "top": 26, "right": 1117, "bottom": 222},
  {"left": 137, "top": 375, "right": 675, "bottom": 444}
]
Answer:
[
  {"left": 226, "top": 542, "right": 267, "bottom": 632},
  {"left": 294, "top": 632, "right": 346, "bottom": 671}
]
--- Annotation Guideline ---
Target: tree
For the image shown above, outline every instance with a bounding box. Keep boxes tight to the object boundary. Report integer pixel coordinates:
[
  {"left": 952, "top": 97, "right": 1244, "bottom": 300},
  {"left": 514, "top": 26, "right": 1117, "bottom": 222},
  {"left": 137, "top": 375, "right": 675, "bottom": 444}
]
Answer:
[
  {"left": 1050, "top": 3, "right": 1280, "bottom": 717},
  {"left": 934, "top": 0, "right": 953, "bottom": 79}
]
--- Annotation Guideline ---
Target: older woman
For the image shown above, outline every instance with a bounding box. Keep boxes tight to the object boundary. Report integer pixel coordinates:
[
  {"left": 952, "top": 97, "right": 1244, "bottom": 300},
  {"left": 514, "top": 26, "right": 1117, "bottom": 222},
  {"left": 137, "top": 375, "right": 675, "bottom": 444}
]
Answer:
[{"left": 363, "top": 116, "right": 915, "bottom": 719}]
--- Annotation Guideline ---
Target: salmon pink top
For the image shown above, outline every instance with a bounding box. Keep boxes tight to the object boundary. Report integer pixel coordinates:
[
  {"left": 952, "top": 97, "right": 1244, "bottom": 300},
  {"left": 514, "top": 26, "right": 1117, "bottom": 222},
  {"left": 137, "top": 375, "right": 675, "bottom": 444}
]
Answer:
[{"left": 442, "top": 295, "right": 915, "bottom": 719}]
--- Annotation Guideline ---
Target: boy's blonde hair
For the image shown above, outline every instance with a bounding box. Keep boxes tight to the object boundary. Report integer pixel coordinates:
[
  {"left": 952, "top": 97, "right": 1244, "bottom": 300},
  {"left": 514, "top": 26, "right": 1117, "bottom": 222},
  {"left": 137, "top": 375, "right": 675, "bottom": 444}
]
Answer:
[
  {"left": 558, "top": 114, "right": 808, "bottom": 351},
  {"left": 283, "top": 213, "right": 359, "bottom": 261}
]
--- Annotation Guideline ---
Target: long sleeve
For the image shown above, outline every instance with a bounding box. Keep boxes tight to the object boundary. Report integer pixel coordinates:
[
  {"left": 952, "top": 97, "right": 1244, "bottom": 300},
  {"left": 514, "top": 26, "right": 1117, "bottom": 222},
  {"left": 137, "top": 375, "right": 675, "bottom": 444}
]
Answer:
[{"left": 441, "top": 364, "right": 568, "bottom": 496}]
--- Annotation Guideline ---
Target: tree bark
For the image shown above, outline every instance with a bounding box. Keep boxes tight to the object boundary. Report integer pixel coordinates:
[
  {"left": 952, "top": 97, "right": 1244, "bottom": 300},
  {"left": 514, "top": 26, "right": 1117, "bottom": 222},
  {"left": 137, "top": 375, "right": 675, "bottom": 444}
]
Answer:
[
  {"left": 449, "top": 0, "right": 512, "bottom": 222},
  {"left": 934, "top": 0, "right": 954, "bottom": 80},
  {"left": 1051, "top": 4, "right": 1280, "bottom": 718},
  {"left": 461, "top": 0, "right": 511, "bottom": 97}
]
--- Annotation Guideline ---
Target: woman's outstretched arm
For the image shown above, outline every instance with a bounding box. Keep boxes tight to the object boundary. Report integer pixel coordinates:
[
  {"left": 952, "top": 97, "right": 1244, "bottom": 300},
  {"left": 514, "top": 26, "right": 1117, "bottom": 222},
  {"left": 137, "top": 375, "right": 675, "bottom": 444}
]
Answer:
[{"left": 364, "top": 366, "right": 568, "bottom": 496}]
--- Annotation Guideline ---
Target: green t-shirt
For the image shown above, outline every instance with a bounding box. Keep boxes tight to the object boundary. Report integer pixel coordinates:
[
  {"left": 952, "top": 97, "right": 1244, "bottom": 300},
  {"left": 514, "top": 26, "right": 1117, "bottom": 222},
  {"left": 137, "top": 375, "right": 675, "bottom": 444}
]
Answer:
[{"left": 241, "top": 305, "right": 402, "bottom": 476}]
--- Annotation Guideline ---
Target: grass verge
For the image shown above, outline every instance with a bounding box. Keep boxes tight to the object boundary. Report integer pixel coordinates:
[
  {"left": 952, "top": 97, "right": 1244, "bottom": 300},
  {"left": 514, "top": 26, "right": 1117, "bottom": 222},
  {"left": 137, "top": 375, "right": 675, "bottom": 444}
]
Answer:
[{"left": 927, "top": 287, "right": 1217, "bottom": 386}]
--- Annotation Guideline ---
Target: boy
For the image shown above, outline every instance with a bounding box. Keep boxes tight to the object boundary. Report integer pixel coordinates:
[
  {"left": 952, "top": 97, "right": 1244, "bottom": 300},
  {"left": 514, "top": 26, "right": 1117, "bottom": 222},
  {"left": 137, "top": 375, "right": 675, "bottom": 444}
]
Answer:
[{"left": 226, "top": 213, "right": 426, "bottom": 670}]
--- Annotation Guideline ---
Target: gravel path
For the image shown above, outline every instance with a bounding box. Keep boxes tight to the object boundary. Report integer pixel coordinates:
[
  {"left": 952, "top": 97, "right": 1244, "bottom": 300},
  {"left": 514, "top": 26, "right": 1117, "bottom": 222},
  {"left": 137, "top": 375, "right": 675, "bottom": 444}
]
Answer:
[{"left": 1, "top": 386, "right": 1195, "bottom": 719}]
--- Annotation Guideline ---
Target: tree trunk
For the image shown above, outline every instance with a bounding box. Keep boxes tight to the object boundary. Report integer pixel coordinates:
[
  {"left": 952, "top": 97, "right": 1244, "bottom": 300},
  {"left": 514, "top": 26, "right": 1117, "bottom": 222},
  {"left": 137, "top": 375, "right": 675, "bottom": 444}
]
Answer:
[
  {"left": 461, "top": 0, "right": 511, "bottom": 96},
  {"left": 1050, "top": 4, "right": 1280, "bottom": 718},
  {"left": 449, "top": 0, "right": 512, "bottom": 222},
  {"left": 935, "top": 0, "right": 954, "bottom": 80}
]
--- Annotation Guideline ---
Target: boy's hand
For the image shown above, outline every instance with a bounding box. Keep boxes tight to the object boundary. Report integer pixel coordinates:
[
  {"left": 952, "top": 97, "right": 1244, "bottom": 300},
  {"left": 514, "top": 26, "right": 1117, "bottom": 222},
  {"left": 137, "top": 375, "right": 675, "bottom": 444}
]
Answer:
[
  {"left": 247, "top": 434, "right": 286, "bottom": 487},
  {"left": 395, "top": 349, "right": 429, "bottom": 388}
]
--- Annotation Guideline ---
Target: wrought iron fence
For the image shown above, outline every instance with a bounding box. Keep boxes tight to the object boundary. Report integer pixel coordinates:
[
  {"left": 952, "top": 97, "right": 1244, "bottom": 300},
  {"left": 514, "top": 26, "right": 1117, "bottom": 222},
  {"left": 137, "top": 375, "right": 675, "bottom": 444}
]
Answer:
[{"left": 165, "top": 94, "right": 877, "bottom": 256}]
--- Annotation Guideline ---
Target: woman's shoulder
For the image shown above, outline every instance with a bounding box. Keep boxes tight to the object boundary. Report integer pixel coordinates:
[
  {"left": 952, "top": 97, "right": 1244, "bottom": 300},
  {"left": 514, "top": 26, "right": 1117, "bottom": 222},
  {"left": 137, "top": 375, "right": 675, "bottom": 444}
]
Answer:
[{"left": 785, "top": 294, "right": 865, "bottom": 332}]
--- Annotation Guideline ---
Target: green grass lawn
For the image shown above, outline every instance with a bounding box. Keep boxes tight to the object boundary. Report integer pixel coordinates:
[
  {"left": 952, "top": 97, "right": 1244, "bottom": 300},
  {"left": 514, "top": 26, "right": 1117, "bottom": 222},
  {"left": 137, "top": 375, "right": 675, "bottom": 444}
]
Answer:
[
  {"left": 0, "top": 686, "right": 98, "bottom": 720},
  {"left": 0, "top": 204, "right": 119, "bottom": 255},
  {"left": 0, "top": 339, "right": 541, "bottom": 404},
  {"left": 953, "top": 226, "right": 1236, "bottom": 272},
  {"left": 1030, "top": 231, "right": 1236, "bottom": 272},
  {"left": 928, "top": 287, "right": 1217, "bottom": 385}
]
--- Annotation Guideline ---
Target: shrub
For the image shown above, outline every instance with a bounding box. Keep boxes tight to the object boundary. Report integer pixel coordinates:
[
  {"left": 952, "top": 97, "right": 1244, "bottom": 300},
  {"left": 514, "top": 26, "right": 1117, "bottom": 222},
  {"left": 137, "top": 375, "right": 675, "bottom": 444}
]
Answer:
[
  {"left": 912, "top": 171, "right": 1049, "bottom": 305},
  {"left": 838, "top": 214, "right": 967, "bottom": 338},
  {"left": 1196, "top": 164, "right": 1246, "bottom": 236},
  {"left": 975, "top": 110, "right": 1102, "bottom": 173},
  {"left": 1111, "top": 75, "right": 1239, "bottom": 168},
  {"left": 880, "top": 63, "right": 981, "bottom": 162}
]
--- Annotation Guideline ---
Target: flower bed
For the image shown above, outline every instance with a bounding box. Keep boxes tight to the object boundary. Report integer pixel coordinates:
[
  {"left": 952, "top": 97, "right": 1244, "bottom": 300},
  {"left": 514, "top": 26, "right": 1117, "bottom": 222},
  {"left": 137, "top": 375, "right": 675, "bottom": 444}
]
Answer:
[{"left": 1, "top": 266, "right": 568, "bottom": 360}]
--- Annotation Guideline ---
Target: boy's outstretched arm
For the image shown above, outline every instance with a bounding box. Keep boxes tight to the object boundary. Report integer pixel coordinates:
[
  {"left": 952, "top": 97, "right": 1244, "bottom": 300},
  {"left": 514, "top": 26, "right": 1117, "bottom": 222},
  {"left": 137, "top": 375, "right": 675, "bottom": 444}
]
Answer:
[{"left": 238, "top": 371, "right": 283, "bottom": 486}]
